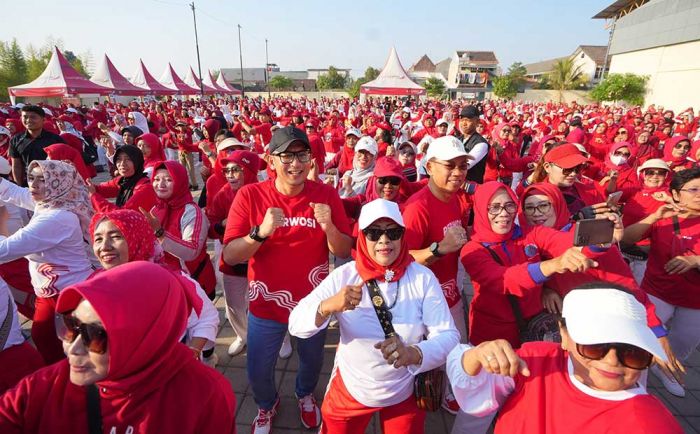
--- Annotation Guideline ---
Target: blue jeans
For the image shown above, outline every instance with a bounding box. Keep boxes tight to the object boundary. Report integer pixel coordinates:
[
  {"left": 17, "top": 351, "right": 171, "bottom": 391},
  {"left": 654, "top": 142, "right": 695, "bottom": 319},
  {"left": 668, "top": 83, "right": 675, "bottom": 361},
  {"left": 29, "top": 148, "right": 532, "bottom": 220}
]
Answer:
[{"left": 247, "top": 313, "right": 327, "bottom": 410}]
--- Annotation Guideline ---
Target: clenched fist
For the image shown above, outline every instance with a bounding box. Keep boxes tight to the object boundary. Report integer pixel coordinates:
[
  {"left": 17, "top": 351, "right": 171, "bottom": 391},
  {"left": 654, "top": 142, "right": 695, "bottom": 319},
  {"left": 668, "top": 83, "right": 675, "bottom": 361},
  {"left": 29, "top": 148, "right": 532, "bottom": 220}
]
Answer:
[
  {"left": 310, "top": 202, "right": 332, "bottom": 231},
  {"left": 258, "top": 207, "right": 285, "bottom": 238}
]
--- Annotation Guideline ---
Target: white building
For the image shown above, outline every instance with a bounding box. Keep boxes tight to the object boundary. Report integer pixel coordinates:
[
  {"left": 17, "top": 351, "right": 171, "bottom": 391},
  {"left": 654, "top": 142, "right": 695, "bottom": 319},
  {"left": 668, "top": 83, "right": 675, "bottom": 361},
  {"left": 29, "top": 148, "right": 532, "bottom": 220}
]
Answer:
[
  {"left": 446, "top": 51, "right": 499, "bottom": 100},
  {"left": 593, "top": 0, "right": 700, "bottom": 110},
  {"left": 523, "top": 46, "right": 608, "bottom": 86}
]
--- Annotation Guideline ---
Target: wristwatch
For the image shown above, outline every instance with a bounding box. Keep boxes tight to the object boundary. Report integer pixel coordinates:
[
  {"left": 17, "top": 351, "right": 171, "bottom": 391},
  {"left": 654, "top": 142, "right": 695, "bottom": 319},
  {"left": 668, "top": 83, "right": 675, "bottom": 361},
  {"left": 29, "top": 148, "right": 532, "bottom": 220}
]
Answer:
[
  {"left": 154, "top": 227, "right": 165, "bottom": 238},
  {"left": 249, "top": 225, "right": 267, "bottom": 243},
  {"left": 429, "top": 242, "right": 444, "bottom": 258}
]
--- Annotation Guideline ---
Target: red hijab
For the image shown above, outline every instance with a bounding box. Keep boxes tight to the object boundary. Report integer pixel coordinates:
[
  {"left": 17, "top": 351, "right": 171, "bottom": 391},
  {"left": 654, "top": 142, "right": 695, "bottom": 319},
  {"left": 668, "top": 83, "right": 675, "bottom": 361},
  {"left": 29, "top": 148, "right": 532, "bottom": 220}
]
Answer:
[
  {"left": 355, "top": 203, "right": 413, "bottom": 283},
  {"left": 45, "top": 143, "right": 91, "bottom": 181},
  {"left": 90, "top": 209, "right": 156, "bottom": 262},
  {"left": 137, "top": 133, "right": 167, "bottom": 169},
  {"left": 604, "top": 141, "right": 633, "bottom": 172},
  {"left": 471, "top": 181, "right": 519, "bottom": 244},
  {"left": 364, "top": 157, "right": 407, "bottom": 203},
  {"left": 663, "top": 136, "right": 692, "bottom": 169},
  {"left": 518, "top": 183, "right": 570, "bottom": 231}
]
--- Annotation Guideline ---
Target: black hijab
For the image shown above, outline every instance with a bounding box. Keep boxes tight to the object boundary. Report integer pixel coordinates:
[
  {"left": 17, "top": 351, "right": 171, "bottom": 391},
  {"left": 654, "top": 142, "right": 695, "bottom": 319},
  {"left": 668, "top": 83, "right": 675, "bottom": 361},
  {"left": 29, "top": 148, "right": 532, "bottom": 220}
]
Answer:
[{"left": 115, "top": 145, "right": 147, "bottom": 207}]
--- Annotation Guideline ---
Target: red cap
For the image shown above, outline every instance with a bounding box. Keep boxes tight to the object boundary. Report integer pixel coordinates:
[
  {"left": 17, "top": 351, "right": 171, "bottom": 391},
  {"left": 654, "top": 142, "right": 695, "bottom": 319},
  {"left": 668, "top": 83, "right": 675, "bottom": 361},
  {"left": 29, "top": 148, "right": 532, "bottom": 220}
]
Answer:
[
  {"left": 544, "top": 144, "right": 589, "bottom": 169},
  {"left": 373, "top": 157, "right": 405, "bottom": 179}
]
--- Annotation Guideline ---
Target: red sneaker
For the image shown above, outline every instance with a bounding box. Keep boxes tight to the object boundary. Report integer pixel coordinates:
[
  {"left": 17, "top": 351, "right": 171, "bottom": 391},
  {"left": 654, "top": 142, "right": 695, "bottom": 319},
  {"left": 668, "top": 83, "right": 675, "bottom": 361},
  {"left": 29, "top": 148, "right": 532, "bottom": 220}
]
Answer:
[
  {"left": 251, "top": 397, "right": 279, "bottom": 434},
  {"left": 297, "top": 394, "right": 321, "bottom": 429}
]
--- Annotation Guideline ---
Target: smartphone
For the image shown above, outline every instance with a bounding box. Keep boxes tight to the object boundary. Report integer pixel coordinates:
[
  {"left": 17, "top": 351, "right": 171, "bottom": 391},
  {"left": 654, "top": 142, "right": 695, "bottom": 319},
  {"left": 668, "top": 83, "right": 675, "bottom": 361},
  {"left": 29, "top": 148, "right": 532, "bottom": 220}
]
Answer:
[
  {"left": 573, "top": 218, "right": 615, "bottom": 247},
  {"left": 606, "top": 191, "right": 623, "bottom": 207}
]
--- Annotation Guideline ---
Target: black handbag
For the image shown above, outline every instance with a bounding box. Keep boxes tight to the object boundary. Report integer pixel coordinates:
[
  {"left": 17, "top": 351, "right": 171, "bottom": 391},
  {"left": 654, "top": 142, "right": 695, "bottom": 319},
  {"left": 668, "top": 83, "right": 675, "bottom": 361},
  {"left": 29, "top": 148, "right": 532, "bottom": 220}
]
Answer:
[
  {"left": 86, "top": 384, "right": 102, "bottom": 434},
  {"left": 366, "top": 279, "right": 444, "bottom": 412},
  {"left": 81, "top": 137, "right": 99, "bottom": 165}
]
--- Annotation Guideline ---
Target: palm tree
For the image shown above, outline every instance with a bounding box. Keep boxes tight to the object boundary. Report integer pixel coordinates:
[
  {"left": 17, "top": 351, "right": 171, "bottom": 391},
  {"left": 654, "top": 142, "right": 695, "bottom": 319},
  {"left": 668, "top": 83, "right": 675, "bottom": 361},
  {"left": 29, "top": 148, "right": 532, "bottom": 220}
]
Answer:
[{"left": 548, "top": 58, "right": 588, "bottom": 102}]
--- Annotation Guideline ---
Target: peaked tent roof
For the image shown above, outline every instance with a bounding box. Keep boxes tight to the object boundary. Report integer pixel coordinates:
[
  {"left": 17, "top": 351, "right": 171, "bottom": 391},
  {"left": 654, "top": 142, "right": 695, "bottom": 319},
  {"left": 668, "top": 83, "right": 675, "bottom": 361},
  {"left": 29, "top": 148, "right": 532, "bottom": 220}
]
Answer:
[
  {"left": 129, "top": 60, "right": 178, "bottom": 95},
  {"left": 203, "top": 70, "right": 235, "bottom": 95},
  {"left": 90, "top": 54, "right": 151, "bottom": 96},
  {"left": 215, "top": 72, "right": 242, "bottom": 95},
  {"left": 183, "top": 67, "right": 218, "bottom": 95},
  {"left": 8, "top": 46, "right": 113, "bottom": 100},
  {"left": 159, "top": 63, "right": 200, "bottom": 95},
  {"left": 361, "top": 47, "right": 425, "bottom": 96}
]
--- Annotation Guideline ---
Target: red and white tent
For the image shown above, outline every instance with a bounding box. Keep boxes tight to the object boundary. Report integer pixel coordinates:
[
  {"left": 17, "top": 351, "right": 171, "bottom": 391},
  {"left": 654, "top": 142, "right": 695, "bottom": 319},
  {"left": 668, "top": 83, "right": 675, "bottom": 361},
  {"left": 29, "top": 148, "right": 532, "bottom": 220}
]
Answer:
[
  {"left": 360, "top": 47, "right": 426, "bottom": 96},
  {"left": 183, "top": 67, "right": 218, "bottom": 95},
  {"left": 159, "top": 63, "right": 200, "bottom": 95},
  {"left": 90, "top": 54, "right": 151, "bottom": 96},
  {"left": 129, "top": 60, "right": 178, "bottom": 95},
  {"left": 8, "top": 46, "right": 112, "bottom": 103},
  {"left": 215, "top": 72, "right": 242, "bottom": 95},
  {"left": 203, "top": 70, "right": 233, "bottom": 95}
]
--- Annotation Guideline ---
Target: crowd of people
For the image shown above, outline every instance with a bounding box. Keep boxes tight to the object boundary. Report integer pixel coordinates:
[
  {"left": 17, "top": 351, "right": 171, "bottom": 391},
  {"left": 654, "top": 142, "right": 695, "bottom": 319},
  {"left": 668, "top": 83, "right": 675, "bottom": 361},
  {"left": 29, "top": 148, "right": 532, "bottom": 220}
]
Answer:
[{"left": 0, "top": 94, "right": 698, "bottom": 433}]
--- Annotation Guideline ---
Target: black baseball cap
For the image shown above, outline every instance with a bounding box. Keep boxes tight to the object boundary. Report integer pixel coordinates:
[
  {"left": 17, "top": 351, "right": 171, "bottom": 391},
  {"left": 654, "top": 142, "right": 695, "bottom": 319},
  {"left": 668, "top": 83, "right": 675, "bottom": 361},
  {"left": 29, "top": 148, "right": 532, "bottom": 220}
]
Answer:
[
  {"left": 459, "top": 105, "right": 480, "bottom": 119},
  {"left": 269, "top": 126, "right": 310, "bottom": 154}
]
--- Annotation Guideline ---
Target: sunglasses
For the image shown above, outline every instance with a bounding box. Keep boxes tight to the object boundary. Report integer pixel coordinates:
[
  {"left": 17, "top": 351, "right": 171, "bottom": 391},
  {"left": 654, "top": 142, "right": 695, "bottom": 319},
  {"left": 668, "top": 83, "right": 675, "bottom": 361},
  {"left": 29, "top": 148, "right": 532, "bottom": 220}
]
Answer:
[
  {"left": 616, "top": 130, "right": 628, "bottom": 135},
  {"left": 362, "top": 226, "right": 405, "bottom": 241},
  {"left": 55, "top": 313, "right": 108, "bottom": 354},
  {"left": 556, "top": 163, "right": 587, "bottom": 176},
  {"left": 674, "top": 143, "right": 691, "bottom": 150},
  {"left": 576, "top": 343, "right": 652, "bottom": 370},
  {"left": 643, "top": 169, "right": 667, "bottom": 177},
  {"left": 223, "top": 167, "right": 243, "bottom": 175},
  {"left": 377, "top": 176, "right": 401, "bottom": 186},
  {"left": 399, "top": 148, "right": 415, "bottom": 156}
]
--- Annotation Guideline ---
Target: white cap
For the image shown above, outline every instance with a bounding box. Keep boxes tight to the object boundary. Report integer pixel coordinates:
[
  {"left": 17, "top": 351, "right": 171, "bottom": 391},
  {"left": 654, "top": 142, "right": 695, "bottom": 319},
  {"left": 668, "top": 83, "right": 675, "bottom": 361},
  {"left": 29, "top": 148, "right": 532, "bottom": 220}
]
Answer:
[
  {"left": 435, "top": 118, "right": 449, "bottom": 127},
  {"left": 232, "top": 110, "right": 241, "bottom": 116},
  {"left": 562, "top": 288, "right": 667, "bottom": 361},
  {"left": 42, "top": 108, "right": 53, "bottom": 117},
  {"left": 425, "top": 135, "right": 470, "bottom": 162},
  {"left": 345, "top": 127, "right": 361, "bottom": 137},
  {"left": 217, "top": 137, "right": 247, "bottom": 152},
  {"left": 355, "top": 136, "right": 378, "bottom": 156},
  {"left": 402, "top": 107, "right": 411, "bottom": 113},
  {"left": 0, "top": 156, "right": 10, "bottom": 175},
  {"left": 11, "top": 103, "right": 25, "bottom": 109},
  {"left": 0, "top": 126, "right": 10, "bottom": 137},
  {"left": 358, "top": 199, "right": 404, "bottom": 230},
  {"left": 66, "top": 107, "right": 79, "bottom": 114},
  {"left": 636, "top": 158, "right": 670, "bottom": 176}
]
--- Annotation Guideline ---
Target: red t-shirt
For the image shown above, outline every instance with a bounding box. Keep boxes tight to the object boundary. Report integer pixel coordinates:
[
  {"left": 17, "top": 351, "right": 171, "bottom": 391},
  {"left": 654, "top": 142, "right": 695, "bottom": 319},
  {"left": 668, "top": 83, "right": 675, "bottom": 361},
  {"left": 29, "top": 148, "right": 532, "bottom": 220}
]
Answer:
[
  {"left": 641, "top": 216, "right": 700, "bottom": 308},
  {"left": 402, "top": 186, "right": 467, "bottom": 307},
  {"left": 224, "top": 179, "right": 351, "bottom": 322},
  {"left": 495, "top": 342, "right": 682, "bottom": 434}
]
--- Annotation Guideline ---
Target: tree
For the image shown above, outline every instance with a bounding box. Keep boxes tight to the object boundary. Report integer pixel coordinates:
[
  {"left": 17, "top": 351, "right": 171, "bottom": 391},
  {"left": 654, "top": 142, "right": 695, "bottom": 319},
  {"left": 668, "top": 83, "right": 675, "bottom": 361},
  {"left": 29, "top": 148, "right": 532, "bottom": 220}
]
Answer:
[
  {"left": 548, "top": 57, "right": 589, "bottom": 101},
  {"left": 534, "top": 75, "right": 551, "bottom": 90},
  {"left": 63, "top": 50, "right": 88, "bottom": 77},
  {"left": 590, "top": 73, "right": 649, "bottom": 106},
  {"left": 0, "top": 39, "right": 28, "bottom": 99},
  {"left": 492, "top": 75, "right": 518, "bottom": 99},
  {"left": 25, "top": 44, "right": 49, "bottom": 81},
  {"left": 316, "top": 66, "right": 348, "bottom": 90},
  {"left": 347, "top": 66, "right": 380, "bottom": 98},
  {"left": 507, "top": 61, "right": 527, "bottom": 88},
  {"left": 364, "top": 66, "right": 380, "bottom": 81},
  {"left": 424, "top": 76, "right": 446, "bottom": 98},
  {"left": 269, "top": 75, "right": 294, "bottom": 91}
]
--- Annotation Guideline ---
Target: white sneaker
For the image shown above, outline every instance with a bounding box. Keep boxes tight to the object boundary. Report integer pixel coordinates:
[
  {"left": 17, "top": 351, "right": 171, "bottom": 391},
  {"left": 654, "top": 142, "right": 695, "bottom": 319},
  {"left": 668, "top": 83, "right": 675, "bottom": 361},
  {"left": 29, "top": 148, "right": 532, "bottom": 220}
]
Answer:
[
  {"left": 251, "top": 398, "right": 279, "bottom": 434},
  {"left": 279, "top": 333, "right": 292, "bottom": 359},
  {"left": 227, "top": 337, "right": 247, "bottom": 356},
  {"left": 203, "top": 352, "right": 218, "bottom": 368},
  {"left": 651, "top": 364, "right": 685, "bottom": 397}
]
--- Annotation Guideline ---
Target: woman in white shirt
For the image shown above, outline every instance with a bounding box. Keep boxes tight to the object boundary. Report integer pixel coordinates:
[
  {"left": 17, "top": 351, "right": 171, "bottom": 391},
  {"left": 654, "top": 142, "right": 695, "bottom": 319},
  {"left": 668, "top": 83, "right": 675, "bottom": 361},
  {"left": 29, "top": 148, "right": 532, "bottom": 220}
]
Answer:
[
  {"left": 0, "top": 160, "right": 93, "bottom": 364},
  {"left": 289, "top": 199, "right": 459, "bottom": 434}
]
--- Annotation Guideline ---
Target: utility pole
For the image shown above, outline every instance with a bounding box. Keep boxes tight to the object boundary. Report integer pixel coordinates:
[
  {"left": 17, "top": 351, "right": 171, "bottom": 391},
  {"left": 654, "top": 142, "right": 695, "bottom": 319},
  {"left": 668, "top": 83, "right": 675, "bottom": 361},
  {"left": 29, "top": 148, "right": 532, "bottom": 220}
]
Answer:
[
  {"left": 190, "top": 2, "right": 205, "bottom": 97},
  {"left": 238, "top": 24, "right": 245, "bottom": 97},
  {"left": 265, "top": 38, "right": 270, "bottom": 99}
]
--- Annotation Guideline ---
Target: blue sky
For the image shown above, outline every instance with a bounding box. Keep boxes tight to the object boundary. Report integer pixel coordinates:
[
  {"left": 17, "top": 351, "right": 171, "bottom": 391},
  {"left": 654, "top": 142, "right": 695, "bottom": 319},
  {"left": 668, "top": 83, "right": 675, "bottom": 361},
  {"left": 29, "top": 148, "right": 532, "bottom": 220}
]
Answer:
[{"left": 1, "top": 0, "right": 614, "bottom": 79}]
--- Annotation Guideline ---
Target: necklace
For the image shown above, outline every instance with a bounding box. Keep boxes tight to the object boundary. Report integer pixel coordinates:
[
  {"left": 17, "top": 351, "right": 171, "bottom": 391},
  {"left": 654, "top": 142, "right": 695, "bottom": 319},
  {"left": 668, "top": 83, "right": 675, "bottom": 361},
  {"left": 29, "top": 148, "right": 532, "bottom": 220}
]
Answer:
[{"left": 381, "top": 278, "right": 400, "bottom": 310}]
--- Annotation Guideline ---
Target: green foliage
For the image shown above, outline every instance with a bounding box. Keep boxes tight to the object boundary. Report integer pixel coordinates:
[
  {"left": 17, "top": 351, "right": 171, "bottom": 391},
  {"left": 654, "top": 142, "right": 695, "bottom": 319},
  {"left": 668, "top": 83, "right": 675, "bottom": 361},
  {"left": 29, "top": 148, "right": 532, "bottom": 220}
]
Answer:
[
  {"left": 492, "top": 75, "right": 518, "bottom": 99},
  {"left": 347, "top": 66, "right": 380, "bottom": 98},
  {"left": 63, "top": 50, "right": 88, "bottom": 77},
  {"left": 506, "top": 61, "right": 527, "bottom": 87},
  {"left": 0, "top": 39, "right": 28, "bottom": 99},
  {"left": 423, "top": 76, "right": 446, "bottom": 98},
  {"left": 590, "top": 73, "right": 649, "bottom": 106},
  {"left": 25, "top": 44, "right": 48, "bottom": 81},
  {"left": 534, "top": 75, "right": 551, "bottom": 90},
  {"left": 548, "top": 57, "right": 589, "bottom": 102},
  {"left": 269, "top": 75, "right": 294, "bottom": 91},
  {"left": 364, "top": 66, "right": 380, "bottom": 81},
  {"left": 316, "top": 66, "right": 349, "bottom": 90}
]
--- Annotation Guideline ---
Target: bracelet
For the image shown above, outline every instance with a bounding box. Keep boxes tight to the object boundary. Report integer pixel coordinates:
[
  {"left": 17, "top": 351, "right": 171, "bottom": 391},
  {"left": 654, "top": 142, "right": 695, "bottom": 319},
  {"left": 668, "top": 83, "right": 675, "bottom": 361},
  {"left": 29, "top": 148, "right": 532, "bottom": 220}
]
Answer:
[
  {"left": 410, "top": 345, "right": 423, "bottom": 366},
  {"left": 154, "top": 227, "right": 165, "bottom": 238},
  {"left": 317, "top": 301, "right": 329, "bottom": 318}
]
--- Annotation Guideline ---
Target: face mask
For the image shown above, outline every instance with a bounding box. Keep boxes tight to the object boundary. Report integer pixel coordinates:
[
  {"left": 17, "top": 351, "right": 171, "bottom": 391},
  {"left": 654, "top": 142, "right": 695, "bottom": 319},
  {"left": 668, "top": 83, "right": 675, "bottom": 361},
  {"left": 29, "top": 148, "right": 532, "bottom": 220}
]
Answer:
[{"left": 610, "top": 154, "right": 628, "bottom": 166}]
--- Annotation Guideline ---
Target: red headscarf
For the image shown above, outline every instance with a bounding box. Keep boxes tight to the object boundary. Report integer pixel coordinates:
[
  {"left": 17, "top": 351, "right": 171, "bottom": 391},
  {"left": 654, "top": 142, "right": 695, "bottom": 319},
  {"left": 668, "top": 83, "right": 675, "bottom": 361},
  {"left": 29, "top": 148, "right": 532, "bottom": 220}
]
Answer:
[
  {"left": 663, "top": 136, "right": 691, "bottom": 168},
  {"left": 355, "top": 212, "right": 413, "bottom": 283},
  {"left": 364, "top": 157, "right": 406, "bottom": 203},
  {"left": 604, "top": 141, "right": 633, "bottom": 172},
  {"left": 691, "top": 140, "right": 700, "bottom": 164},
  {"left": 518, "top": 183, "right": 570, "bottom": 231},
  {"left": 470, "top": 181, "right": 520, "bottom": 244},
  {"left": 136, "top": 133, "right": 167, "bottom": 169},
  {"left": 90, "top": 209, "right": 156, "bottom": 262},
  {"left": 56, "top": 262, "right": 202, "bottom": 396},
  {"left": 45, "top": 143, "right": 91, "bottom": 181}
]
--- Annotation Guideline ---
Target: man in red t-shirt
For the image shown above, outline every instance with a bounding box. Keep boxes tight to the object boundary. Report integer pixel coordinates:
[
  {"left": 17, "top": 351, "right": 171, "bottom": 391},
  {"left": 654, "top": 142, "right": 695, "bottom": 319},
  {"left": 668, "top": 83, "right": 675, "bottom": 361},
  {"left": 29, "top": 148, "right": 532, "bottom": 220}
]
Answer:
[
  {"left": 402, "top": 135, "right": 473, "bottom": 414},
  {"left": 223, "top": 126, "right": 352, "bottom": 434}
]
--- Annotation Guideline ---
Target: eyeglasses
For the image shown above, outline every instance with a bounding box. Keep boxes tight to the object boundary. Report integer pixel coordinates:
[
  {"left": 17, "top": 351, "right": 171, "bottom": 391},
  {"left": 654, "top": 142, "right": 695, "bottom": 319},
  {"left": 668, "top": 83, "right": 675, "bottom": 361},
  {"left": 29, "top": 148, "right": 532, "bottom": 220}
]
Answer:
[
  {"left": 523, "top": 201, "right": 552, "bottom": 215},
  {"left": 377, "top": 176, "right": 401, "bottom": 186},
  {"left": 643, "top": 169, "right": 667, "bottom": 177},
  {"left": 615, "top": 130, "right": 628, "bottom": 135},
  {"left": 555, "top": 163, "right": 587, "bottom": 176},
  {"left": 576, "top": 343, "right": 652, "bottom": 370},
  {"left": 613, "top": 151, "right": 631, "bottom": 158},
  {"left": 680, "top": 187, "right": 700, "bottom": 196},
  {"left": 399, "top": 148, "right": 415, "bottom": 156},
  {"left": 487, "top": 202, "right": 517, "bottom": 215},
  {"left": 55, "top": 313, "right": 108, "bottom": 354},
  {"left": 223, "top": 167, "right": 243, "bottom": 175},
  {"left": 431, "top": 160, "right": 469, "bottom": 172},
  {"left": 674, "top": 143, "right": 691, "bottom": 151},
  {"left": 362, "top": 226, "right": 405, "bottom": 241},
  {"left": 275, "top": 150, "right": 312, "bottom": 164}
]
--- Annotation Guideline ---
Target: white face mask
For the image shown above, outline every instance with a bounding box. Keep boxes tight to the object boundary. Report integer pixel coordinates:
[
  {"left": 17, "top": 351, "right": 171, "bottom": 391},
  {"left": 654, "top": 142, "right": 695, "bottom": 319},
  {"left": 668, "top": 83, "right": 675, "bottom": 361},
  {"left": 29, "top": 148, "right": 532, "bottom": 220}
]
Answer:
[{"left": 610, "top": 154, "right": 628, "bottom": 166}]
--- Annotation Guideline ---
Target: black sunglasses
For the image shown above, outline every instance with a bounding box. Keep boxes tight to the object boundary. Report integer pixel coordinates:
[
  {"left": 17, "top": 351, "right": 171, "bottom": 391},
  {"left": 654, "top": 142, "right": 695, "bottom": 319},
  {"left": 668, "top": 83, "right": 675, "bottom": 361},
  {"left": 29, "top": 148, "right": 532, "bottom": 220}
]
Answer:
[
  {"left": 56, "top": 313, "right": 108, "bottom": 354},
  {"left": 362, "top": 226, "right": 405, "bottom": 241},
  {"left": 377, "top": 176, "right": 401, "bottom": 186},
  {"left": 576, "top": 342, "right": 652, "bottom": 370}
]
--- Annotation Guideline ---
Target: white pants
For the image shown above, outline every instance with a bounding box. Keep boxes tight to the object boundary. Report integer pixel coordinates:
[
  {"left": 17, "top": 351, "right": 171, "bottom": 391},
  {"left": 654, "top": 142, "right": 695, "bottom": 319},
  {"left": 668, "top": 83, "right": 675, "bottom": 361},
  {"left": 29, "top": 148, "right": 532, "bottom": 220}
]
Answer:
[
  {"left": 629, "top": 258, "right": 648, "bottom": 285},
  {"left": 451, "top": 411, "right": 496, "bottom": 434},
  {"left": 649, "top": 294, "right": 700, "bottom": 361},
  {"left": 223, "top": 275, "right": 249, "bottom": 342}
]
